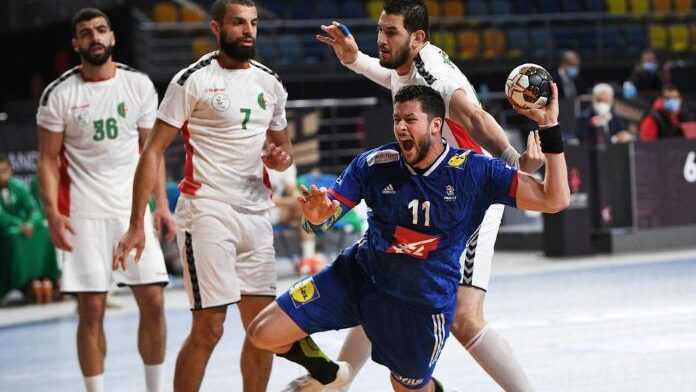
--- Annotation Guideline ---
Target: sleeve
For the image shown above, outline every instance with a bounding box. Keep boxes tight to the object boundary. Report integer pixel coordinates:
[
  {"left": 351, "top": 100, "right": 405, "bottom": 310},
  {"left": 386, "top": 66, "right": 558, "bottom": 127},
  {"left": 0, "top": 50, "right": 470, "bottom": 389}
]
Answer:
[
  {"left": 157, "top": 71, "right": 198, "bottom": 129},
  {"left": 328, "top": 154, "right": 367, "bottom": 209},
  {"left": 342, "top": 51, "right": 392, "bottom": 90},
  {"left": 269, "top": 81, "right": 288, "bottom": 131},
  {"left": 137, "top": 78, "right": 159, "bottom": 129},
  {"left": 478, "top": 156, "right": 518, "bottom": 207},
  {"left": 609, "top": 115, "right": 627, "bottom": 136},
  {"left": 36, "top": 88, "right": 65, "bottom": 133}
]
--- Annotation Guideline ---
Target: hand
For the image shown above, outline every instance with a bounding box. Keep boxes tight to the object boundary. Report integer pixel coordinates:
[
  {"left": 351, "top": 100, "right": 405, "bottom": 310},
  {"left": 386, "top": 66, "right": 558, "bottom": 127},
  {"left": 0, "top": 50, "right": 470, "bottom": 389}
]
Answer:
[
  {"left": 519, "top": 132, "right": 545, "bottom": 172},
  {"left": 614, "top": 130, "right": 633, "bottom": 144},
  {"left": 153, "top": 205, "right": 177, "bottom": 242},
  {"left": 46, "top": 210, "right": 75, "bottom": 251},
  {"left": 262, "top": 142, "right": 291, "bottom": 171},
  {"left": 590, "top": 115, "right": 603, "bottom": 127},
  {"left": 510, "top": 82, "right": 559, "bottom": 127},
  {"left": 316, "top": 21, "right": 360, "bottom": 64},
  {"left": 297, "top": 185, "right": 340, "bottom": 225},
  {"left": 19, "top": 223, "right": 34, "bottom": 237},
  {"left": 113, "top": 225, "right": 145, "bottom": 271}
]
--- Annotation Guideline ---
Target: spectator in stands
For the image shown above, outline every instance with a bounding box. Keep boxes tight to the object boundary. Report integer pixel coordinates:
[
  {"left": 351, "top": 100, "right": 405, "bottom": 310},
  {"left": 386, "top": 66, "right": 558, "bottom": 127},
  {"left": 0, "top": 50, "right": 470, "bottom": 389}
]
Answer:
[
  {"left": 639, "top": 85, "right": 684, "bottom": 141},
  {"left": 576, "top": 83, "right": 631, "bottom": 145},
  {"left": 623, "top": 50, "right": 662, "bottom": 100},
  {"left": 0, "top": 155, "right": 41, "bottom": 240},
  {"left": 553, "top": 50, "right": 586, "bottom": 99}
]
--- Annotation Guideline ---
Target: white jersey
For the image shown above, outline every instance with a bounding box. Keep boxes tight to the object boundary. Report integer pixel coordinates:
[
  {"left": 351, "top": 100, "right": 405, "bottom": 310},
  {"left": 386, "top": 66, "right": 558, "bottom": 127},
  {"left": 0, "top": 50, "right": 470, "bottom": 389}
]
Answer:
[
  {"left": 36, "top": 64, "right": 158, "bottom": 218},
  {"left": 349, "top": 42, "right": 487, "bottom": 154},
  {"left": 157, "top": 52, "right": 288, "bottom": 212}
]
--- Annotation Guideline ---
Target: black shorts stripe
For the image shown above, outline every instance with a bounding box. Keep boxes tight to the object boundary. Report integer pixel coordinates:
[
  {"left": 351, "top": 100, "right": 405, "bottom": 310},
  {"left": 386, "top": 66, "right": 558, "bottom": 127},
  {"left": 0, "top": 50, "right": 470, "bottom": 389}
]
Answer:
[
  {"left": 459, "top": 225, "right": 481, "bottom": 285},
  {"left": 177, "top": 55, "right": 216, "bottom": 86},
  {"left": 415, "top": 54, "right": 437, "bottom": 85},
  {"left": 185, "top": 231, "right": 202, "bottom": 310},
  {"left": 40, "top": 67, "right": 80, "bottom": 106}
]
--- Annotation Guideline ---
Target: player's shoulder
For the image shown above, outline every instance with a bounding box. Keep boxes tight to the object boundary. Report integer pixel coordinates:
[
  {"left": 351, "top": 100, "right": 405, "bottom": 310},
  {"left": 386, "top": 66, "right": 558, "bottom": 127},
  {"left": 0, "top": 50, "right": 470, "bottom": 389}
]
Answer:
[
  {"left": 445, "top": 146, "right": 491, "bottom": 171},
  {"left": 115, "top": 63, "right": 154, "bottom": 87},
  {"left": 360, "top": 143, "right": 401, "bottom": 168},
  {"left": 416, "top": 43, "right": 465, "bottom": 82},
  {"left": 250, "top": 59, "right": 285, "bottom": 90},
  {"left": 39, "top": 66, "right": 81, "bottom": 106},
  {"left": 173, "top": 51, "right": 218, "bottom": 87}
]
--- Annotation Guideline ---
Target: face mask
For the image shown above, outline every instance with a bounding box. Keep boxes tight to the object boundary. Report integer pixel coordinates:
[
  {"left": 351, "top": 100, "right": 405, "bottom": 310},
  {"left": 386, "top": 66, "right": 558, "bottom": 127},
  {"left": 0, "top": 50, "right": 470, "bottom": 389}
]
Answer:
[
  {"left": 593, "top": 102, "right": 611, "bottom": 116},
  {"left": 664, "top": 98, "right": 681, "bottom": 113},
  {"left": 642, "top": 62, "right": 658, "bottom": 73},
  {"left": 565, "top": 66, "right": 578, "bottom": 79}
]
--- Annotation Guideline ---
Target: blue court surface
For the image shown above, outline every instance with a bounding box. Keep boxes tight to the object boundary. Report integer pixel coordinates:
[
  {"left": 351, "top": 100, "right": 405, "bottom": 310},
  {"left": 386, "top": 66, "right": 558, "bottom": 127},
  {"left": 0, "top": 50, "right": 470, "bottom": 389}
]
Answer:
[{"left": 2, "top": 252, "right": 696, "bottom": 391}]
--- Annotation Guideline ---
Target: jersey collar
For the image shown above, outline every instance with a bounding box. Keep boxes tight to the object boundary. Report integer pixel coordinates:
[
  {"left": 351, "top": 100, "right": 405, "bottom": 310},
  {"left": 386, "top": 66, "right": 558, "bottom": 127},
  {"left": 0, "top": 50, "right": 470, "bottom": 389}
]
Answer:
[{"left": 404, "top": 140, "right": 450, "bottom": 177}]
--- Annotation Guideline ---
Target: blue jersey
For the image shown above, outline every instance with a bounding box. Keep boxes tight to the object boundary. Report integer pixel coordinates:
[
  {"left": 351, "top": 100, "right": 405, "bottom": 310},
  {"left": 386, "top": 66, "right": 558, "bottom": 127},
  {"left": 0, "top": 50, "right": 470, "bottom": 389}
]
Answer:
[{"left": 329, "top": 142, "right": 518, "bottom": 311}]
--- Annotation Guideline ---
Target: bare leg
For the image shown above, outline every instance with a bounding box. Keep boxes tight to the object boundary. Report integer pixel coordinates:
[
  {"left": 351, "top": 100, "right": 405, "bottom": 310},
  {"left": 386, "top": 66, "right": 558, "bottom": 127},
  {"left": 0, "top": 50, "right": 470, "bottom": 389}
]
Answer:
[
  {"left": 173, "top": 306, "right": 228, "bottom": 392},
  {"left": 238, "top": 295, "right": 276, "bottom": 392},
  {"left": 132, "top": 284, "right": 167, "bottom": 392},
  {"left": 76, "top": 293, "right": 107, "bottom": 377}
]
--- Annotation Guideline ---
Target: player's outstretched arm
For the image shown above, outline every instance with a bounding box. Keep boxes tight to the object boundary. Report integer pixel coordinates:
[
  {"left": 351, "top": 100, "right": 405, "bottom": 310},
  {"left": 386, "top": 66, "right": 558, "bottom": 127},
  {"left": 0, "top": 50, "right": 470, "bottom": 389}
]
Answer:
[
  {"left": 513, "top": 83, "right": 570, "bottom": 213},
  {"left": 298, "top": 185, "right": 346, "bottom": 233},
  {"left": 113, "top": 119, "right": 178, "bottom": 270},
  {"left": 449, "top": 89, "right": 545, "bottom": 173},
  {"left": 317, "top": 21, "right": 392, "bottom": 89},
  {"left": 37, "top": 127, "right": 75, "bottom": 251}
]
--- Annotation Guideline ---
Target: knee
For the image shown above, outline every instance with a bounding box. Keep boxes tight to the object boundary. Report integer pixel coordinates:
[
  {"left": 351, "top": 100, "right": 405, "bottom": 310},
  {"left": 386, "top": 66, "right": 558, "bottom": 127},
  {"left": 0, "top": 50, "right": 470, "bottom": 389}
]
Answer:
[
  {"left": 451, "top": 307, "right": 485, "bottom": 345},
  {"left": 78, "top": 299, "right": 105, "bottom": 327},
  {"left": 191, "top": 318, "right": 225, "bottom": 349},
  {"left": 139, "top": 296, "right": 165, "bottom": 321}
]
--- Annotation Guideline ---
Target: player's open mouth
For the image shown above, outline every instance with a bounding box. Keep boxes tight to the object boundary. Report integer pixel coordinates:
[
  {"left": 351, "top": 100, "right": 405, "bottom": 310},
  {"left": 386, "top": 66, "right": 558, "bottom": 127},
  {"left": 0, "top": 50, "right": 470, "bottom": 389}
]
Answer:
[{"left": 401, "top": 140, "right": 414, "bottom": 151}]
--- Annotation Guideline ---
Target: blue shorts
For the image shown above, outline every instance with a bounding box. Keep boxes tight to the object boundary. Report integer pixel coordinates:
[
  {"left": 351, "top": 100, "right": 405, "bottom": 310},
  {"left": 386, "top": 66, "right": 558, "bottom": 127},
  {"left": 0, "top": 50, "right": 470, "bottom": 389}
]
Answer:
[{"left": 277, "top": 248, "right": 454, "bottom": 389}]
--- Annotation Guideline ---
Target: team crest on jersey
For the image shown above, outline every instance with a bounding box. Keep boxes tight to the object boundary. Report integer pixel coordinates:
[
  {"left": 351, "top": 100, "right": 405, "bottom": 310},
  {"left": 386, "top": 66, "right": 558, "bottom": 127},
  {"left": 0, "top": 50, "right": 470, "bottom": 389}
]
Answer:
[
  {"left": 367, "top": 149, "right": 400, "bottom": 166},
  {"left": 72, "top": 107, "right": 91, "bottom": 129},
  {"left": 448, "top": 151, "right": 471, "bottom": 168},
  {"left": 445, "top": 185, "right": 456, "bottom": 201},
  {"left": 289, "top": 277, "right": 320, "bottom": 308},
  {"left": 257, "top": 92, "right": 267, "bottom": 110},
  {"left": 210, "top": 93, "right": 231, "bottom": 112},
  {"left": 387, "top": 226, "right": 440, "bottom": 260},
  {"left": 117, "top": 102, "right": 127, "bottom": 118}
]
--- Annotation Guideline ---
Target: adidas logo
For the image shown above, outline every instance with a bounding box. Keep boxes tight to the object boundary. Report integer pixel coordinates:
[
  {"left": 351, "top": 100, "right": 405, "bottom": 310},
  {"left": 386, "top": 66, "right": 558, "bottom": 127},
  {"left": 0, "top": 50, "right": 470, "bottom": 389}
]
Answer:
[{"left": 382, "top": 184, "right": 396, "bottom": 194}]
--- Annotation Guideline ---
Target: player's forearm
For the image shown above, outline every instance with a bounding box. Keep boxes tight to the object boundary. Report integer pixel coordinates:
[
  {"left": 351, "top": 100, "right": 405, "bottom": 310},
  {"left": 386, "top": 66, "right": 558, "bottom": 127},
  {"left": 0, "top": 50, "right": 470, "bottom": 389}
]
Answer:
[
  {"left": 343, "top": 52, "right": 391, "bottom": 89},
  {"left": 37, "top": 155, "right": 60, "bottom": 217},
  {"left": 152, "top": 155, "right": 168, "bottom": 209},
  {"left": 466, "top": 109, "right": 512, "bottom": 157},
  {"left": 129, "top": 149, "right": 162, "bottom": 228},
  {"left": 541, "top": 153, "right": 570, "bottom": 213}
]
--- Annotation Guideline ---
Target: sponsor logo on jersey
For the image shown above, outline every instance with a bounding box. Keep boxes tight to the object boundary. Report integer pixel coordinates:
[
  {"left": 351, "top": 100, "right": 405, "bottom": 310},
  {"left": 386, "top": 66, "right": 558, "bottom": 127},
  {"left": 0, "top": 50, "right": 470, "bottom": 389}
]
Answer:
[
  {"left": 367, "top": 149, "right": 400, "bottom": 166},
  {"left": 289, "top": 277, "right": 320, "bottom": 308},
  {"left": 445, "top": 184, "right": 456, "bottom": 201},
  {"left": 257, "top": 92, "right": 267, "bottom": 110},
  {"left": 117, "top": 102, "right": 127, "bottom": 118},
  {"left": 210, "top": 93, "right": 231, "bottom": 112},
  {"left": 392, "top": 373, "right": 424, "bottom": 387},
  {"left": 382, "top": 184, "right": 396, "bottom": 194},
  {"left": 447, "top": 151, "right": 470, "bottom": 168},
  {"left": 387, "top": 225, "right": 440, "bottom": 260}
]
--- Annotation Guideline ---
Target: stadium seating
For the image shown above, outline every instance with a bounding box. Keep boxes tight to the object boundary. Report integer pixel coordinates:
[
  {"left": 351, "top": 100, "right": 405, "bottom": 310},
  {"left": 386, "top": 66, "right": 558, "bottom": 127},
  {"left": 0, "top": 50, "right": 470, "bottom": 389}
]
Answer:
[
  {"left": 648, "top": 24, "right": 668, "bottom": 49},
  {"left": 691, "top": 24, "right": 696, "bottom": 51},
  {"left": 585, "top": 0, "right": 607, "bottom": 12},
  {"left": 482, "top": 28, "right": 506, "bottom": 58},
  {"left": 607, "top": 0, "right": 628, "bottom": 14},
  {"left": 652, "top": 0, "right": 672, "bottom": 12},
  {"left": 669, "top": 24, "right": 690, "bottom": 52},
  {"left": 490, "top": 0, "right": 513, "bottom": 15},
  {"left": 675, "top": 0, "right": 694, "bottom": 13},
  {"left": 537, "top": 0, "right": 562, "bottom": 13},
  {"left": 467, "top": 0, "right": 489, "bottom": 16},
  {"left": 629, "top": 0, "right": 650, "bottom": 15},
  {"left": 442, "top": 0, "right": 465, "bottom": 17},
  {"left": 180, "top": 2, "right": 205, "bottom": 22},
  {"left": 341, "top": 0, "right": 368, "bottom": 18},
  {"left": 192, "top": 37, "right": 215, "bottom": 58},
  {"left": 456, "top": 31, "right": 480, "bottom": 59},
  {"left": 432, "top": 31, "right": 457, "bottom": 57},
  {"left": 367, "top": 0, "right": 384, "bottom": 20},
  {"left": 506, "top": 28, "right": 528, "bottom": 57},
  {"left": 153, "top": 1, "right": 179, "bottom": 22},
  {"left": 425, "top": 0, "right": 441, "bottom": 17}
]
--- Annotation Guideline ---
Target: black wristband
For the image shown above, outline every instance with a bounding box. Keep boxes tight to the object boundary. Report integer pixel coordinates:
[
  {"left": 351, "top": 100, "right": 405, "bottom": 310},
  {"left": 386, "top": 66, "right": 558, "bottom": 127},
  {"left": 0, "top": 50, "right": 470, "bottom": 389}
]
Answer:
[{"left": 538, "top": 124, "right": 564, "bottom": 153}]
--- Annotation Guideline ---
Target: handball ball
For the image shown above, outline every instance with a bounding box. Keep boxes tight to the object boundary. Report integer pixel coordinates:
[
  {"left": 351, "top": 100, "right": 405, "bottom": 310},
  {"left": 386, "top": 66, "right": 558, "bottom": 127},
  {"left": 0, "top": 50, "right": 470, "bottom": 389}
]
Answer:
[{"left": 505, "top": 63, "right": 553, "bottom": 109}]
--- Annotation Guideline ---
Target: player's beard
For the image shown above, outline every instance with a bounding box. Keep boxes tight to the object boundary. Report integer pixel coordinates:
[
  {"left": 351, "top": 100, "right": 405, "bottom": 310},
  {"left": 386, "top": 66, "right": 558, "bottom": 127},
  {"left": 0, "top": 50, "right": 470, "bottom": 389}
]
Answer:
[
  {"left": 219, "top": 30, "right": 256, "bottom": 62},
  {"left": 379, "top": 40, "right": 410, "bottom": 69},
  {"left": 403, "top": 136, "right": 432, "bottom": 167},
  {"left": 79, "top": 43, "right": 113, "bottom": 66}
]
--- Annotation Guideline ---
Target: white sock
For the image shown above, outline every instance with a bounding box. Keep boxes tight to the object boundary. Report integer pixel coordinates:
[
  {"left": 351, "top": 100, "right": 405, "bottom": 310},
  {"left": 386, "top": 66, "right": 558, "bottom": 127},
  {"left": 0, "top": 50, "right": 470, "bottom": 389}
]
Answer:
[
  {"left": 301, "top": 237, "right": 316, "bottom": 259},
  {"left": 83, "top": 374, "right": 104, "bottom": 392},
  {"left": 144, "top": 364, "right": 164, "bottom": 392},
  {"left": 333, "top": 326, "right": 373, "bottom": 392},
  {"left": 466, "top": 324, "right": 534, "bottom": 392}
]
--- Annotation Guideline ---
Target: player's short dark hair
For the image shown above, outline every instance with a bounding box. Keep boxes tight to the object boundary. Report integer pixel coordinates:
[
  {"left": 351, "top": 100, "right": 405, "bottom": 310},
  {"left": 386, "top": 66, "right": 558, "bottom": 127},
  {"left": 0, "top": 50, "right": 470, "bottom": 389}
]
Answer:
[
  {"left": 383, "top": 0, "right": 429, "bottom": 38},
  {"left": 394, "top": 85, "right": 445, "bottom": 121},
  {"left": 211, "top": 0, "right": 256, "bottom": 23},
  {"left": 0, "top": 153, "right": 10, "bottom": 166},
  {"left": 72, "top": 8, "right": 112, "bottom": 36}
]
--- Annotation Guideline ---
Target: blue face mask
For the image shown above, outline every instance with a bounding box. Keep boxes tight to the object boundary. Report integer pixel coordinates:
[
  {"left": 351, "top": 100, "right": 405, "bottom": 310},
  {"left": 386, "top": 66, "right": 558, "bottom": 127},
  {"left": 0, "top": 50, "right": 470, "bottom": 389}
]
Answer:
[
  {"left": 642, "top": 62, "right": 658, "bottom": 73},
  {"left": 664, "top": 98, "right": 681, "bottom": 113},
  {"left": 565, "top": 66, "right": 579, "bottom": 79}
]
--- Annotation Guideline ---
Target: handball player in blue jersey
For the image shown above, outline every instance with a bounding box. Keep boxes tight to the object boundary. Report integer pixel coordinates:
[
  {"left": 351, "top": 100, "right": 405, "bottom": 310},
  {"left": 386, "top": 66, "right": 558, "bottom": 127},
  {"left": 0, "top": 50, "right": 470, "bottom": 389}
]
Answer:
[{"left": 248, "top": 84, "right": 569, "bottom": 392}]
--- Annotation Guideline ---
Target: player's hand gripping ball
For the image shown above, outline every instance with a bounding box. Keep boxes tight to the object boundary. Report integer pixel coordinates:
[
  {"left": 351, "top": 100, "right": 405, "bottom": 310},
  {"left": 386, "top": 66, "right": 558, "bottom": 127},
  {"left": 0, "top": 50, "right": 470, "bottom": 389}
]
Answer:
[{"left": 505, "top": 64, "right": 553, "bottom": 110}]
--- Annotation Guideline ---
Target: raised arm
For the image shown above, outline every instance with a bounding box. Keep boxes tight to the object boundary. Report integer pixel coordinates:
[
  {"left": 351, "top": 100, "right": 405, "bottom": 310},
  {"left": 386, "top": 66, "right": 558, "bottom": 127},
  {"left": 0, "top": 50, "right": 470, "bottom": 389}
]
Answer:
[
  {"left": 513, "top": 83, "right": 570, "bottom": 213},
  {"left": 298, "top": 185, "right": 349, "bottom": 233},
  {"left": 316, "top": 22, "right": 392, "bottom": 89},
  {"left": 448, "top": 89, "right": 544, "bottom": 173},
  {"left": 114, "top": 119, "right": 179, "bottom": 268}
]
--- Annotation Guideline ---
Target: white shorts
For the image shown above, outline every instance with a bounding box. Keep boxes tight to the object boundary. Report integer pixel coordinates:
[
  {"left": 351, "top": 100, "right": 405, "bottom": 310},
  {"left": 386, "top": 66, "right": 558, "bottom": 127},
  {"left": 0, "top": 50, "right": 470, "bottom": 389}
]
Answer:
[
  {"left": 459, "top": 203, "right": 504, "bottom": 291},
  {"left": 59, "top": 210, "right": 168, "bottom": 293},
  {"left": 175, "top": 197, "right": 277, "bottom": 310}
]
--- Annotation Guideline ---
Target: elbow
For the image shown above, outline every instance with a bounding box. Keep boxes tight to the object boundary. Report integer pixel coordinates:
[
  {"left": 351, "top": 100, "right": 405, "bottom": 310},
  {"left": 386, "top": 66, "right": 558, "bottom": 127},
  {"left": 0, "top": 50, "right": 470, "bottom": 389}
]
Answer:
[{"left": 545, "top": 193, "right": 570, "bottom": 214}]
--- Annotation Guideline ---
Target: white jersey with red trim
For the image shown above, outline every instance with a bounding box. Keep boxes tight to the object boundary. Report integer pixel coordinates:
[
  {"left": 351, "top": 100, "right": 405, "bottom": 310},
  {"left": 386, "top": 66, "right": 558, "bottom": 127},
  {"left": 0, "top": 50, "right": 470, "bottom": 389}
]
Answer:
[
  {"left": 157, "top": 52, "right": 288, "bottom": 212},
  {"left": 389, "top": 43, "right": 488, "bottom": 155},
  {"left": 36, "top": 64, "right": 158, "bottom": 218}
]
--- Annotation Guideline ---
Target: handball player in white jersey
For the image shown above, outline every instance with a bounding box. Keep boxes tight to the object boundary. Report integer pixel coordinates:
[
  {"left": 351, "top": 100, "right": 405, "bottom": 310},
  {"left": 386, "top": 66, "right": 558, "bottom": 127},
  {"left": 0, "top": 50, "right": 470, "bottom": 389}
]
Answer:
[
  {"left": 114, "top": 1, "right": 294, "bottom": 391},
  {"left": 285, "top": 1, "right": 544, "bottom": 391},
  {"left": 36, "top": 8, "right": 175, "bottom": 392}
]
